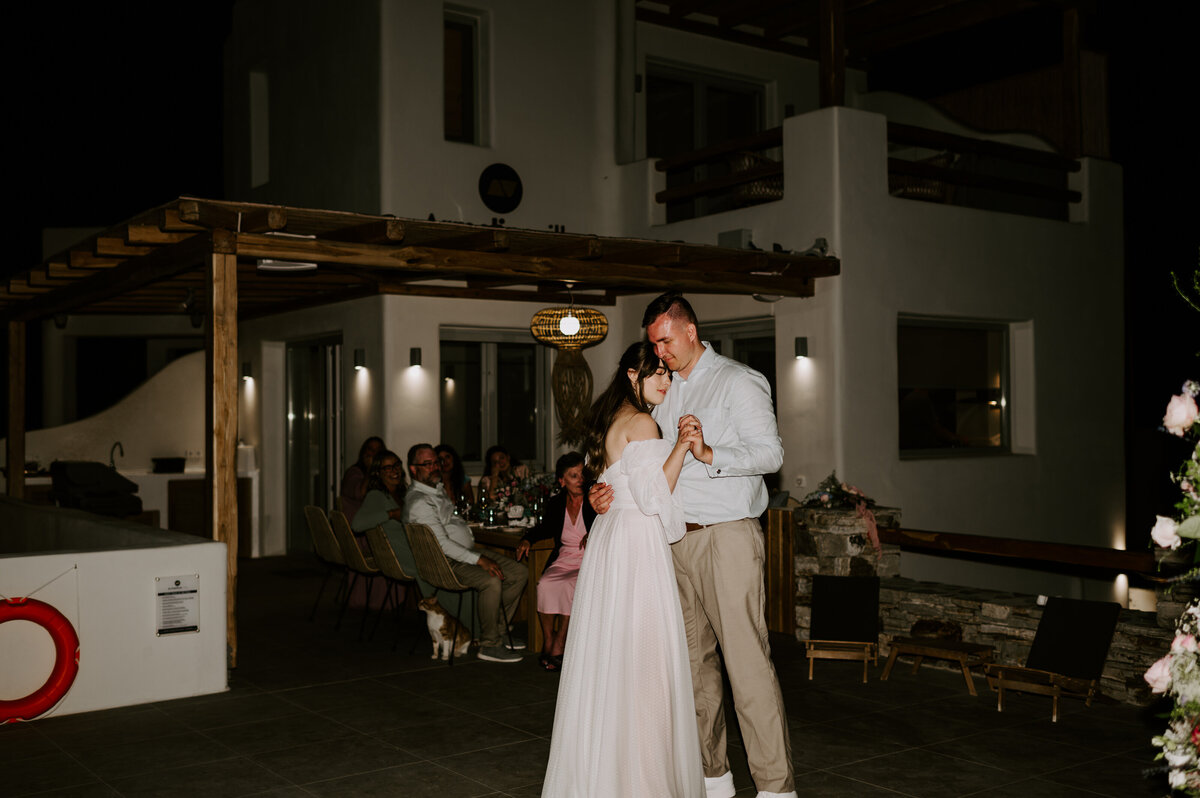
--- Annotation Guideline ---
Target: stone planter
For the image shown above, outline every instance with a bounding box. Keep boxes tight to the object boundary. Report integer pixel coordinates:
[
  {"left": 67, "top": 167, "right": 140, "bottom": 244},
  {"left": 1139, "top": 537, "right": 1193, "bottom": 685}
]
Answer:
[{"left": 794, "top": 506, "right": 901, "bottom": 643}]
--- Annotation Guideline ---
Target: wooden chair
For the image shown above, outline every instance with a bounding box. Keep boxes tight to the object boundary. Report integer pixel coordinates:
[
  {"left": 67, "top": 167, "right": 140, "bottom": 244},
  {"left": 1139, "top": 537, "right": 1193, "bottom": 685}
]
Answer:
[
  {"left": 405, "top": 523, "right": 480, "bottom": 665},
  {"left": 804, "top": 575, "right": 880, "bottom": 683},
  {"left": 328, "top": 509, "right": 382, "bottom": 639},
  {"left": 364, "top": 524, "right": 422, "bottom": 650},
  {"left": 303, "top": 505, "right": 347, "bottom": 622},
  {"left": 985, "top": 596, "right": 1121, "bottom": 722}
]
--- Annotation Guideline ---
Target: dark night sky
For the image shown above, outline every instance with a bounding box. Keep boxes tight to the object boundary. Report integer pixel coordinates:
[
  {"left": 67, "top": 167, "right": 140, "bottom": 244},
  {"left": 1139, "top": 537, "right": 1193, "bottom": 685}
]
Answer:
[{"left": 12, "top": 2, "right": 1197, "bottom": 540}]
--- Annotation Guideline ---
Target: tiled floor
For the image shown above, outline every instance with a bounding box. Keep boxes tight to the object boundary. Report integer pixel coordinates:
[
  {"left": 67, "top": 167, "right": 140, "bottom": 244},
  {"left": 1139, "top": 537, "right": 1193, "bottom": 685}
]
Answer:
[{"left": 3, "top": 556, "right": 1173, "bottom": 797}]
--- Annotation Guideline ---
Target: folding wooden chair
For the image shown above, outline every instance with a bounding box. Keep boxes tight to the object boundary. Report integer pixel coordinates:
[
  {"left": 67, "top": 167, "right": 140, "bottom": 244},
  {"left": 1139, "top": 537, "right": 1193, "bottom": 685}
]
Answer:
[
  {"left": 364, "top": 524, "right": 422, "bottom": 650},
  {"left": 405, "top": 523, "right": 478, "bottom": 665},
  {"left": 985, "top": 596, "right": 1121, "bottom": 721},
  {"left": 328, "top": 509, "right": 382, "bottom": 639},
  {"left": 303, "top": 505, "right": 347, "bottom": 622},
  {"left": 804, "top": 574, "right": 880, "bottom": 683}
]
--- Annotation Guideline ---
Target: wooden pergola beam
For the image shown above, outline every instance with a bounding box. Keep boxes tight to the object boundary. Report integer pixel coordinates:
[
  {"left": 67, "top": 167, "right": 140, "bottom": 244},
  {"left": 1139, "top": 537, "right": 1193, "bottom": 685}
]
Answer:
[
  {"left": 376, "top": 282, "right": 619, "bottom": 305},
  {"left": 6, "top": 233, "right": 213, "bottom": 323},
  {"left": 231, "top": 232, "right": 831, "bottom": 296}
]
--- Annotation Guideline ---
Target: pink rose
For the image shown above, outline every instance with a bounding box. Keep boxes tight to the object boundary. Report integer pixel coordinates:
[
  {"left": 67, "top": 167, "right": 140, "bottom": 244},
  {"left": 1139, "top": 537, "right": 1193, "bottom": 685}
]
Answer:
[
  {"left": 1145, "top": 654, "right": 1173, "bottom": 693},
  {"left": 1164, "top": 393, "right": 1199, "bottom": 437},
  {"left": 1152, "top": 515, "right": 1182, "bottom": 549},
  {"left": 1173, "top": 634, "right": 1199, "bottom": 653}
]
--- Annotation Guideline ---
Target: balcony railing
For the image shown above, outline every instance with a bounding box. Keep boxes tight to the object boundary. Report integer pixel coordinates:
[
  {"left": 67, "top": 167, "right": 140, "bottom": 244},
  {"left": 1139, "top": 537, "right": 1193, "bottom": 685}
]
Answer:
[
  {"left": 653, "top": 128, "right": 784, "bottom": 223},
  {"left": 887, "top": 122, "right": 1081, "bottom": 220},
  {"left": 653, "top": 121, "right": 1082, "bottom": 223}
]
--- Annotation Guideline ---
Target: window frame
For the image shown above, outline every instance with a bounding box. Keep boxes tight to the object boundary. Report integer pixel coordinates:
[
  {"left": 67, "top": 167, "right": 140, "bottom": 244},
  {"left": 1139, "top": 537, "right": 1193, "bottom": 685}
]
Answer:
[
  {"left": 896, "top": 315, "right": 1012, "bottom": 460},
  {"left": 443, "top": 6, "right": 489, "bottom": 146},
  {"left": 439, "top": 326, "right": 551, "bottom": 474}
]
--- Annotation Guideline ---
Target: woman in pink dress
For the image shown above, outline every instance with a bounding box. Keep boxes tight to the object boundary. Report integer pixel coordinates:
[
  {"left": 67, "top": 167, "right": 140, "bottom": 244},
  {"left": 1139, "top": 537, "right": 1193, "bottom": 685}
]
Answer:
[{"left": 516, "top": 451, "right": 594, "bottom": 671}]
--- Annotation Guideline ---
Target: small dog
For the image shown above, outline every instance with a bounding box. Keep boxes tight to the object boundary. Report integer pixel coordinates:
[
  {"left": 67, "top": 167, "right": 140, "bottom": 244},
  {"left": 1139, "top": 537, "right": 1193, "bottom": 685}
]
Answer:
[{"left": 417, "top": 597, "right": 472, "bottom": 660}]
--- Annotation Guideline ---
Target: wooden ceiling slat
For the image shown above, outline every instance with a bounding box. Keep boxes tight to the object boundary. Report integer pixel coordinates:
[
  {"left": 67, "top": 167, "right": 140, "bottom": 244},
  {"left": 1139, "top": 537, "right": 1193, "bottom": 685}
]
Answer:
[
  {"left": 377, "top": 283, "right": 619, "bottom": 305},
  {"left": 178, "top": 199, "right": 288, "bottom": 233},
  {"left": 10, "top": 233, "right": 215, "bottom": 322},
  {"left": 69, "top": 252, "right": 123, "bottom": 269},
  {"left": 849, "top": 0, "right": 1038, "bottom": 56},
  {"left": 161, "top": 208, "right": 206, "bottom": 232},
  {"left": 234, "top": 233, "right": 819, "bottom": 296},
  {"left": 637, "top": 7, "right": 816, "bottom": 58},
  {"left": 126, "top": 225, "right": 198, "bottom": 245},
  {"left": 322, "top": 219, "right": 406, "bottom": 244},
  {"left": 5, "top": 197, "right": 840, "bottom": 320},
  {"left": 95, "top": 238, "right": 155, "bottom": 257}
]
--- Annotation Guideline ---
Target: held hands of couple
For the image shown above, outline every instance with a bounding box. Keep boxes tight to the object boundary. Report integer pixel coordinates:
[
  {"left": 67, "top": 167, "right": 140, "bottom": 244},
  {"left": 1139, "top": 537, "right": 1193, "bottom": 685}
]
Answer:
[
  {"left": 677, "top": 414, "right": 712, "bottom": 464},
  {"left": 588, "top": 415, "right": 709, "bottom": 515}
]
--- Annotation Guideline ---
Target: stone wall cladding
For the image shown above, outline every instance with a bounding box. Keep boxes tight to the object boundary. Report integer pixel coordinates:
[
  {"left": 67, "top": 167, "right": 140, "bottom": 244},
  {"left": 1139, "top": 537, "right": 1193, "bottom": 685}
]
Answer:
[{"left": 793, "top": 508, "right": 1171, "bottom": 706}]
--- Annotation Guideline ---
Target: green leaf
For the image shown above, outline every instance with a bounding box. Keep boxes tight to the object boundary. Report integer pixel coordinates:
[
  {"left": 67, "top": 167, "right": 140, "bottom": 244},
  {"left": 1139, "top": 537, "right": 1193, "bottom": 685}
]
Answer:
[{"left": 1179, "top": 515, "right": 1200, "bottom": 540}]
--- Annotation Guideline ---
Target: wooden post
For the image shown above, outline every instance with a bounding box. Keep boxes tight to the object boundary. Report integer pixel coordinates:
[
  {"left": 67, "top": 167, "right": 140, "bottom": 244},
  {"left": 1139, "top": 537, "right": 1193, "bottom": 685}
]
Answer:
[
  {"left": 6, "top": 321, "right": 25, "bottom": 499},
  {"left": 206, "top": 231, "right": 239, "bottom": 668},
  {"left": 819, "top": 0, "right": 845, "bottom": 108}
]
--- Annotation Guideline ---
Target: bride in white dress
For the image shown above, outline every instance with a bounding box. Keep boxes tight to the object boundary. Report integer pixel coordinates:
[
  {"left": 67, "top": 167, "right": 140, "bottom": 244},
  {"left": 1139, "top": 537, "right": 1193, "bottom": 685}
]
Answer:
[{"left": 542, "top": 342, "right": 704, "bottom": 798}]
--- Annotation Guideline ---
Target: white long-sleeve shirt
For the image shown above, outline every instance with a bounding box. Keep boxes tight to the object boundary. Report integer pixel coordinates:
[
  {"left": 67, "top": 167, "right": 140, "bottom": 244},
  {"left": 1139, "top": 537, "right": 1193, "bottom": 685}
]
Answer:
[
  {"left": 402, "top": 480, "right": 480, "bottom": 565},
  {"left": 653, "top": 342, "right": 784, "bottom": 524}
]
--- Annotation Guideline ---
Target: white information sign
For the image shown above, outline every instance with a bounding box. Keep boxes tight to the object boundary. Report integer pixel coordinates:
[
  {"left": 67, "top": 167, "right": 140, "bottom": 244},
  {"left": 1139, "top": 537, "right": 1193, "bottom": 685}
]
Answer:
[{"left": 156, "top": 574, "right": 200, "bottom": 635}]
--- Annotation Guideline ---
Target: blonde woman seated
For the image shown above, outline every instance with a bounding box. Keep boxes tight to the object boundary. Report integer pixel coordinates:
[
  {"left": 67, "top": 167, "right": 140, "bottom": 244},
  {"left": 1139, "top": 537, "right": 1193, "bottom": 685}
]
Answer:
[{"left": 515, "top": 451, "right": 594, "bottom": 671}]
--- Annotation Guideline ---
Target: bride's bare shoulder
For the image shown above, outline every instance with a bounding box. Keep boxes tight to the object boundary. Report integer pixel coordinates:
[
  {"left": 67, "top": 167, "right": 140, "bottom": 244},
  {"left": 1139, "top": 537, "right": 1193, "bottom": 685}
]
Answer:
[{"left": 623, "top": 412, "right": 662, "bottom": 442}]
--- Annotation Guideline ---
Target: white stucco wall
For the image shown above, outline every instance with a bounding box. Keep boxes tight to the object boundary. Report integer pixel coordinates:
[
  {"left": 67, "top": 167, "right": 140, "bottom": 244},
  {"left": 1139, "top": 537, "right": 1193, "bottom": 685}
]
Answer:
[
  {"left": 215, "top": 2, "right": 1124, "bottom": 600},
  {"left": 2, "top": 352, "right": 205, "bottom": 473}
]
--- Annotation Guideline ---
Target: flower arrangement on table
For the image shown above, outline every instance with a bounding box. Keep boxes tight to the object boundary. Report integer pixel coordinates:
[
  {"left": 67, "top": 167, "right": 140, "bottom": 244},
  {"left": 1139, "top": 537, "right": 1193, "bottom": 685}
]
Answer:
[
  {"left": 1144, "top": 379, "right": 1200, "bottom": 794},
  {"left": 485, "top": 472, "right": 558, "bottom": 525},
  {"left": 800, "top": 471, "right": 881, "bottom": 555}
]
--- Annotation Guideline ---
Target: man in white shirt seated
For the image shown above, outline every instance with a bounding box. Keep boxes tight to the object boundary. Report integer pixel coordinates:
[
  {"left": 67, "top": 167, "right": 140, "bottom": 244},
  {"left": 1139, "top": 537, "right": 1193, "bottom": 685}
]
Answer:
[{"left": 402, "top": 443, "right": 527, "bottom": 663}]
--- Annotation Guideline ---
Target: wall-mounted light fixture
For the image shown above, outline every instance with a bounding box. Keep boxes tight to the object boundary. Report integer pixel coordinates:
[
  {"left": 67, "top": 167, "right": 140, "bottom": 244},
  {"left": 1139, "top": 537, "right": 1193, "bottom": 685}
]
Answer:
[
  {"left": 242, "top": 362, "right": 252, "bottom": 381},
  {"left": 410, "top": 347, "right": 422, "bottom": 367},
  {"left": 794, "top": 337, "right": 809, "bottom": 359},
  {"left": 354, "top": 348, "right": 366, "bottom": 371}
]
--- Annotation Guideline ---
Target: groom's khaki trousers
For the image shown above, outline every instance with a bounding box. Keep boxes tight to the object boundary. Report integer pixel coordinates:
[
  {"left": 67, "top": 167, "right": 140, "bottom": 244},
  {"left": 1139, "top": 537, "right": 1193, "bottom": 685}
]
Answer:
[{"left": 672, "top": 518, "right": 793, "bottom": 794}]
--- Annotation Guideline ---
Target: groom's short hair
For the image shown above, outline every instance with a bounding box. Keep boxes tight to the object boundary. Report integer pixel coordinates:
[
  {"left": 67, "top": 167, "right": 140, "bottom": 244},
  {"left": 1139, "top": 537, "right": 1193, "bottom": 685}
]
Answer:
[{"left": 642, "top": 291, "right": 698, "bottom": 329}]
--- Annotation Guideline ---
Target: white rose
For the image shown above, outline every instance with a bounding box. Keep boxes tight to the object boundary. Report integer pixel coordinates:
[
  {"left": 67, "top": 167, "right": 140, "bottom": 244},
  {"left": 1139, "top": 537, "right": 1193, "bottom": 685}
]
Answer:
[
  {"left": 1164, "top": 394, "right": 1200, "bottom": 437},
  {"left": 1153, "top": 515, "right": 1182, "bottom": 549}
]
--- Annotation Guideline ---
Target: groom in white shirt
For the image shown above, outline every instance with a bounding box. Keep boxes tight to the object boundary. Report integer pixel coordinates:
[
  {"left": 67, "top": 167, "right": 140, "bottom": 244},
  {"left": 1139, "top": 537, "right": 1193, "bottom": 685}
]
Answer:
[{"left": 593, "top": 292, "right": 795, "bottom": 798}]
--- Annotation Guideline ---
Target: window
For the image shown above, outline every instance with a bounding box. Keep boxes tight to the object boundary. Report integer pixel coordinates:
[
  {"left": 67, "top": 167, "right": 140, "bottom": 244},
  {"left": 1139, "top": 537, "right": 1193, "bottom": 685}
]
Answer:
[
  {"left": 703, "top": 317, "right": 777, "bottom": 412},
  {"left": 444, "top": 8, "right": 487, "bottom": 145},
  {"left": 439, "top": 328, "right": 548, "bottom": 471},
  {"left": 646, "top": 63, "right": 766, "bottom": 221},
  {"left": 897, "top": 317, "right": 1010, "bottom": 457}
]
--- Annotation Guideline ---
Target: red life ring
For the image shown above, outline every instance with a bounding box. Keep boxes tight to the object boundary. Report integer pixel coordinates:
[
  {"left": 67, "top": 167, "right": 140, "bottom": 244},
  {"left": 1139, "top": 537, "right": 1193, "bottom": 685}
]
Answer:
[{"left": 0, "top": 597, "right": 80, "bottom": 723}]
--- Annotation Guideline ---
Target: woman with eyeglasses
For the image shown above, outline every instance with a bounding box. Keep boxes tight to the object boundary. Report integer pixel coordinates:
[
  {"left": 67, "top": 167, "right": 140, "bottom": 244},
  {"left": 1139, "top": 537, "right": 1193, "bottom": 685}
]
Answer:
[{"left": 352, "top": 449, "right": 430, "bottom": 599}]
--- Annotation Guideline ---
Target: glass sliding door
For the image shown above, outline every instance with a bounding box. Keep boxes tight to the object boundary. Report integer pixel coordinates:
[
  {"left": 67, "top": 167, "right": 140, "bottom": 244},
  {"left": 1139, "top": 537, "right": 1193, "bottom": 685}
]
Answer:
[{"left": 285, "top": 338, "right": 343, "bottom": 553}]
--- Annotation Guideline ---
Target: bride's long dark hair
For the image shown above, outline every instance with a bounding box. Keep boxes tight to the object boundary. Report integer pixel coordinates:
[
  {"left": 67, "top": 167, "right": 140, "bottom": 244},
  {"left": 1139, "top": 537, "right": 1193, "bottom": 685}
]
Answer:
[{"left": 582, "top": 342, "right": 666, "bottom": 482}]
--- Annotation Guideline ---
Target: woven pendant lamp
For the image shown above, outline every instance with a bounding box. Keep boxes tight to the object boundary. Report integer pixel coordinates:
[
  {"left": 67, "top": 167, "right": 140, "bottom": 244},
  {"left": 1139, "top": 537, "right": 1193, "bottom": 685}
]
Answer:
[{"left": 530, "top": 305, "right": 608, "bottom": 445}]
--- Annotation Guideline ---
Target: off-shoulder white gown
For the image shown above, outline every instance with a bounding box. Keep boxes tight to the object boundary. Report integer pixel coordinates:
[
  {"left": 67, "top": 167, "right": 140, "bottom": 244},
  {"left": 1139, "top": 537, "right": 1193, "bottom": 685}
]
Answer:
[{"left": 541, "top": 438, "right": 703, "bottom": 797}]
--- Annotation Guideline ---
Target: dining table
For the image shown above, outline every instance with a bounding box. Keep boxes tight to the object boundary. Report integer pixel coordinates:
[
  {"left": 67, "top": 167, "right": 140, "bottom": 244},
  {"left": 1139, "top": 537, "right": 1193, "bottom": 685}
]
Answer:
[{"left": 470, "top": 523, "right": 553, "bottom": 653}]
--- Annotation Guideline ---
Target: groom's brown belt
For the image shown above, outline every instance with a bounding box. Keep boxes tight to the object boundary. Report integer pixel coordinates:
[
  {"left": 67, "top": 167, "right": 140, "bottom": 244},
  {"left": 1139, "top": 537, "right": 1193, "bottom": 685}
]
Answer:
[{"left": 685, "top": 522, "right": 714, "bottom": 532}]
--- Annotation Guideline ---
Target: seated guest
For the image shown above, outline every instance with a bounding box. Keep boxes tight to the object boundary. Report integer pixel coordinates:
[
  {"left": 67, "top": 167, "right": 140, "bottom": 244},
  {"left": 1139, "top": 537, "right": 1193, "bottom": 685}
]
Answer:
[
  {"left": 352, "top": 449, "right": 430, "bottom": 600},
  {"left": 403, "top": 443, "right": 528, "bottom": 663},
  {"left": 340, "top": 436, "right": 384, "bottom": 522},
  {"left": 516, "top": 451, "right": 594, "bottom": 671},
  {"left": 435, "top": 443, "right": 475, "bottom": 509},
  {"left": 478, "top": 444, "right": 530, "bottom": 502}
]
